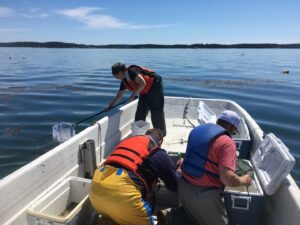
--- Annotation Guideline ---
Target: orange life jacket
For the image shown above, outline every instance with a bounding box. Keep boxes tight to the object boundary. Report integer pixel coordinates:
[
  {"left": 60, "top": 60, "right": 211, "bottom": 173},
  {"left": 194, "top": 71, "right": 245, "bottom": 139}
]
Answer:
[
  {"left": 104, "top": 135, "right": 159, "bottom": 193},
  {"left": 122, "top": 65, "right": 156, "bottom": 95}
]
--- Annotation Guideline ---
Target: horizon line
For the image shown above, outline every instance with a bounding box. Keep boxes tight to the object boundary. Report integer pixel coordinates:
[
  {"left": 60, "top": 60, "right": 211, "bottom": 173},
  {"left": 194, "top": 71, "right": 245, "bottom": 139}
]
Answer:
[{"left": 1, "top": 41, "right": 300, "bottom": 49}]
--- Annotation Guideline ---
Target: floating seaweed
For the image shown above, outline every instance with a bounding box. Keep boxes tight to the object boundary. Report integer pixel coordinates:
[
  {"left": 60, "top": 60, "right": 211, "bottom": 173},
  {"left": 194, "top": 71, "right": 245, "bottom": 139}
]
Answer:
[{"left": 1, "top": 127, "right": 22, "bottom": 136}]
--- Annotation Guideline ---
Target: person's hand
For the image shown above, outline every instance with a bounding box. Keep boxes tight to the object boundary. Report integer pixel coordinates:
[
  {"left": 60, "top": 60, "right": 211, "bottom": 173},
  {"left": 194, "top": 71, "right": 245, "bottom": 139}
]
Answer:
[
  {"left": 128, "top": 94, "right": 138, "bottom": 102},
  {"left": 176, "top": 158, "right": 184, "bottom": 172},
  {"left": 104, "top": 105, "right": 111, "bottom": 112},
  {"left": 240, "top": 174, "right": 252, "bottom": 186},
  {"left": 176, "top": 158, "right": 184, "bottom": 169}
]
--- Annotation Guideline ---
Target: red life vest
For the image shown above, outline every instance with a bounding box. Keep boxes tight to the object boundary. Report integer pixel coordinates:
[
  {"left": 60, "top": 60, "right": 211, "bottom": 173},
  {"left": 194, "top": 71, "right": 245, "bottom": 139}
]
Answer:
[
  {"left": 104, "top": 135, "right": 159, "bottom": 193},
  {"left": 122, "top": 65, "right": 155, "bottom": 95}
]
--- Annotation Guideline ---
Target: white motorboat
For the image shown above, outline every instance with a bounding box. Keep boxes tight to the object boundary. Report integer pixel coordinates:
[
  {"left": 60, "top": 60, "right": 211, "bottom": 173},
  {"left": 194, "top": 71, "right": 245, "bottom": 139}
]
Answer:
[{"left": 0, "top": 96, "right": 299, "bottom": 225}]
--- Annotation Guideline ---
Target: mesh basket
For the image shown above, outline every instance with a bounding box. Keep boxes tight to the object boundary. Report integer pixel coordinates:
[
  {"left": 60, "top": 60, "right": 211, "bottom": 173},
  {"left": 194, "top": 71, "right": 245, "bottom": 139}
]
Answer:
[{"left": 236, "top": 159, "right": 253, "bottom": 176}]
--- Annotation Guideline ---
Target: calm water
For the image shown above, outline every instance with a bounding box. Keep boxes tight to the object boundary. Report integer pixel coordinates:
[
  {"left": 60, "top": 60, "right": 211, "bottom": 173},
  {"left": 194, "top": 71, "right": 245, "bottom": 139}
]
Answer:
[{"left": 0, "top": 48, "right": 299, "bottom": 186}]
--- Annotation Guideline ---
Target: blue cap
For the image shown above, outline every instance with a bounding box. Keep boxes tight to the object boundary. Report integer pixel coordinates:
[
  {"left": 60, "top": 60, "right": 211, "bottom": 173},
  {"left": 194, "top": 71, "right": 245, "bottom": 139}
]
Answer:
[{"left": 218, "top": 110, "right": 241, "bottom": 129}]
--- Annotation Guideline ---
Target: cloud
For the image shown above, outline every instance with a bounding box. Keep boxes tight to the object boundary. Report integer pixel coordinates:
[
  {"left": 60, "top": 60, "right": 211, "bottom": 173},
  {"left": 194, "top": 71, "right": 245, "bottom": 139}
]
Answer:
[
  {"left": 21, "top": 8, "right": 48, "bottom": 18},
  {"left": 56, "top": 7, "right": 177, "bottom": 29},
  {"left": 126, "top": 23, "right": 179, "bottom": 30},
  {"left": 0, "top": 28, "right": 28, "bottom": 32},
  {"left": 0, "top": 6, "right": 14, "bottom": 17},
  {"left": 56, "top": 7, "right": 102, "bottom": 19},
  {"left": 56, "top": 7, "right": 127, "bottom": 28},
  {"left": 0, "top": 6, "right": 47, "bottom": 18}
]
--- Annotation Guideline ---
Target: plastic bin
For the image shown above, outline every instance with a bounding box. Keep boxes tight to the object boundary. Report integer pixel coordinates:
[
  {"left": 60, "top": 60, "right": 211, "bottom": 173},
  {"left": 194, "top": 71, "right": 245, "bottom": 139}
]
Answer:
[
  {"left": 232, "top": 118, "right": 251, "bottom": 159},
  {"left": 252, "top": 133, "right": 295, "bottom": 195},
  {"left": 224, "top": 160, "right": 264, "bottom": 225},
  {"left": 27, "top": 176, "right": 96, "bottom": 225},
  {"left": 197, "top": 101, "right": 217, "bottom": 124},
  {"left": 131, "top": 120, "right": 150, "bottom": 136}
]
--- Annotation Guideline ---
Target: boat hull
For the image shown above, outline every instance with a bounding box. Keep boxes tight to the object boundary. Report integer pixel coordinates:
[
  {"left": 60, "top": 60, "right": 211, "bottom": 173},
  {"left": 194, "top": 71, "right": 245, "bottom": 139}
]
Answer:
[{"left": 0, "top": 96, "right": 299, "bottom": 225}]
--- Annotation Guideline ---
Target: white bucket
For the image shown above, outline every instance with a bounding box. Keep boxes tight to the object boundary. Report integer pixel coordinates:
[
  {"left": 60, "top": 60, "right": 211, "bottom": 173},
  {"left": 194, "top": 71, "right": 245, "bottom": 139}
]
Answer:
[{"left": 131, "top": 120, "right": 150, "bottom": 136}]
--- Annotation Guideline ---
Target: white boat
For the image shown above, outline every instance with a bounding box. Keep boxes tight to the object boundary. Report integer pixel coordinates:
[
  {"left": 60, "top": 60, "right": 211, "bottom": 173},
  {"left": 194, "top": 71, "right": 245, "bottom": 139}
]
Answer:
[{"left": 0, "top": 96, "right": 299, "bottom": 225}]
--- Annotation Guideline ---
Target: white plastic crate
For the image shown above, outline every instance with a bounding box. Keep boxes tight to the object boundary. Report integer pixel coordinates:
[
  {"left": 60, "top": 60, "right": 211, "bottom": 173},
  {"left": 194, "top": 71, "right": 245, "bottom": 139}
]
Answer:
[
  {"left": 252, "top": 133, "right": 295, "bottom": 195},
  {"left": 197, "top": 101, "right": 217, "bottom": 124},
  {"left": 27, "top": 176, "right": 96, "bottom": 225}
]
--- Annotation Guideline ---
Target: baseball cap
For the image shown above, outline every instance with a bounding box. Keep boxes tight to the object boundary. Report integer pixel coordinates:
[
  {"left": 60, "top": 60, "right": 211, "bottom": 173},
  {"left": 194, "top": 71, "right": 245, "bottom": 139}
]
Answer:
[{"left": 218, "top": 110, "right": 241, "bottom": 129}]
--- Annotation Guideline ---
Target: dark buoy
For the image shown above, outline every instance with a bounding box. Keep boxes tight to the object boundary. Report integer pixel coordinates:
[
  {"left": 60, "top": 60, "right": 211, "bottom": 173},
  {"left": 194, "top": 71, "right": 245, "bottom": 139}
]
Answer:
[{"left": 282, "top": 70, "right": 289, "bottom": 75}]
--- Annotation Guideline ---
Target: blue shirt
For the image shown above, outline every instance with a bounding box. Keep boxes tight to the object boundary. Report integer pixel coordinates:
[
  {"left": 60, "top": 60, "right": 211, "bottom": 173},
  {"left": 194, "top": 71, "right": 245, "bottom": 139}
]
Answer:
[{"left": 128, "top": 148, "right": 179, "bottom": 194}]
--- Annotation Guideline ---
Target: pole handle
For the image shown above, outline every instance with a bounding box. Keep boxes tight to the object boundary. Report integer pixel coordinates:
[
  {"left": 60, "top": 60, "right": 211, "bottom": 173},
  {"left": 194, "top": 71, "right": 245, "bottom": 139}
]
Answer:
[{"left": 75, "top": 97, "right": 136, "bottom": 126}]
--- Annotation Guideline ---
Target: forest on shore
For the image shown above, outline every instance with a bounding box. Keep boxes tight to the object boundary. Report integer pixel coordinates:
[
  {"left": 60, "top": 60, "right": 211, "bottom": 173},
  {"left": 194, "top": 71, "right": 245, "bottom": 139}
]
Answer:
[{"left": 0, "top": 42, "right": 300, "bottom": 48}]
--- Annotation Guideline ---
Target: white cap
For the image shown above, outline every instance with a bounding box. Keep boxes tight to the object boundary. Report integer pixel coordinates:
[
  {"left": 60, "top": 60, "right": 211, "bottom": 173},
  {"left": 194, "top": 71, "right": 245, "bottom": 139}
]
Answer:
[{"left": 218, "top": 110, "right": 241, "bottom": 129}]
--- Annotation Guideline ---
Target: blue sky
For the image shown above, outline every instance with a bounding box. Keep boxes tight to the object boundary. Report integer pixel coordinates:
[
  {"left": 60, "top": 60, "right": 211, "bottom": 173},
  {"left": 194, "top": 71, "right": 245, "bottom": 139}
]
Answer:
[{"left": 0, "top": 0, "right": 299, "bottom": 44}]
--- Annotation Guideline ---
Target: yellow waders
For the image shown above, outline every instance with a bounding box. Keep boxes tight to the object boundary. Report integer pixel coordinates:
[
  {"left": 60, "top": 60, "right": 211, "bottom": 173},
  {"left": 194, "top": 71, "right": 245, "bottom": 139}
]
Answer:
[{"left": 89, "top": 165, "right": 154, "bottom": 225}]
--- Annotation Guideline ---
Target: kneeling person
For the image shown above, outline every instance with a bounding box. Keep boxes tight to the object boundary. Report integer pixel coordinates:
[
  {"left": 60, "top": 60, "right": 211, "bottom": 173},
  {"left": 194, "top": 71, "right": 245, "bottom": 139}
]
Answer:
[{"left": 89, "top": 128, "right": 178, "bottom": 225}]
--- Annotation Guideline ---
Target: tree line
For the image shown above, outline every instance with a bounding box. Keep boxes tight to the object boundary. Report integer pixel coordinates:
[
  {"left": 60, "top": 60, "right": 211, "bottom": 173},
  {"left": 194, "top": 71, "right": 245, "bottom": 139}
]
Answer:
[{"left": 0, "top": 41, "right": 299, "bottom": 48}]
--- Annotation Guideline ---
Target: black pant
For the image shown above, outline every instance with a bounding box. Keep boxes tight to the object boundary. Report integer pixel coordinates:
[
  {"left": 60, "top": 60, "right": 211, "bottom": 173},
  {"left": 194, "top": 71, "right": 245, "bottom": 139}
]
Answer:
[{"left": 135, "top": 75, "right": 166, "bottom": 136}]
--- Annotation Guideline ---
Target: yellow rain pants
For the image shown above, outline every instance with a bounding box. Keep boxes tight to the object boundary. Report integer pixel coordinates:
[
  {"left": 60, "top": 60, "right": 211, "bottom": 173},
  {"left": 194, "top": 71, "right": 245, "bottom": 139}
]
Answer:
[{"left": 89, "top": 165, "right": 154, "bottom": 225}]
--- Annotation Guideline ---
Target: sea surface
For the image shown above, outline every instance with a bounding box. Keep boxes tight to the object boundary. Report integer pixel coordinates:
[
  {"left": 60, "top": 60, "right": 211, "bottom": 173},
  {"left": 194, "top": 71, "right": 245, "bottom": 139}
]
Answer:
[{"left": 0, "top": 48, "right": 299, "bottom": 186}]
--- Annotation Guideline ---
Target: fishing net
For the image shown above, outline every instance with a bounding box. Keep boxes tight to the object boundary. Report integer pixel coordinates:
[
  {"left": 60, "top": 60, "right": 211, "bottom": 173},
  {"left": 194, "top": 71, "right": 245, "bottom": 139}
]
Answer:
[
  {"left": 52, "top": 122, "right": 75, "bottom": 143},
  {"left": 51, "top": 99, "right": 131, "bottom": 143}
]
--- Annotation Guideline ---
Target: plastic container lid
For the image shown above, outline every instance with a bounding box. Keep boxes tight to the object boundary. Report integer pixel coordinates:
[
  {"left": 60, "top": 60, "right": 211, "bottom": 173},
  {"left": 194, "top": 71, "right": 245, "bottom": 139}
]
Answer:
[
  {"left": 197, "top": 101, "right": 217, "bottom": 124},
  {"left": 251, "top": 133, "right": 295, "bottom": 195}
]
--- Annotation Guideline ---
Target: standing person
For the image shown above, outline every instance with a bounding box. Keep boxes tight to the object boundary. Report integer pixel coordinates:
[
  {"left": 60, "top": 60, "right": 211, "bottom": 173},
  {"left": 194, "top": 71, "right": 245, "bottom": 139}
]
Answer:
[
  {"left": 89, "top": 128, "right": 178, "bottom": 225},
  {"left": 106, "top": 62, "right": 166, "bottom": 136},
  {"left": 175, "top": 110, "right": 252, "bottom": 225}
]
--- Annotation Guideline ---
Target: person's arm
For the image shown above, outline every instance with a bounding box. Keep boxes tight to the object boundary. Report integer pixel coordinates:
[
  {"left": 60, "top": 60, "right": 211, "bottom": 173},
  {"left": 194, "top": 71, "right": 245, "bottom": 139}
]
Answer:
[
  {"left": 129, "top": 74, "right": 146, "bottom": 101},
  {"left": 220, "top": 165, "right": 252, "bottom": 187},
  {"left": 148, "top": 150, "right": 179, "bottom": 192},
  {"left": 216, "top": 135, "right": 251, "bottom": 187},
  {"left": 106, "top": 89, "right": 125, "bottom": 110}
]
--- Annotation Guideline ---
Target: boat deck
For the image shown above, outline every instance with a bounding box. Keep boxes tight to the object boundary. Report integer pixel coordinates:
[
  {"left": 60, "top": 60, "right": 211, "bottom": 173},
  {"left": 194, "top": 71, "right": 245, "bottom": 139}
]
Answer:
[
  {"left": 162, "top": 117, "right": 197, "bottom": 154},
  {"left": 1, "top": 97, "right": 299, "bottom": 225}
]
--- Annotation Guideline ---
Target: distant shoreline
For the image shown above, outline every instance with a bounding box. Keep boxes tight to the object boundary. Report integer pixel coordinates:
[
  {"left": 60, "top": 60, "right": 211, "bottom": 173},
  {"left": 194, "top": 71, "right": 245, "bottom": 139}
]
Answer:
[{"left": 0, "top": 41, "right": 300, "bottom": 49}]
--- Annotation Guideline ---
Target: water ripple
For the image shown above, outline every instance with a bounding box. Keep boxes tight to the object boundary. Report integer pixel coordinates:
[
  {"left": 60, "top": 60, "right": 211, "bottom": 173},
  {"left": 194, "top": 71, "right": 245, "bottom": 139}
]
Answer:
[{"left": 0, "top": 48, "right": 299, "bottom": 186}]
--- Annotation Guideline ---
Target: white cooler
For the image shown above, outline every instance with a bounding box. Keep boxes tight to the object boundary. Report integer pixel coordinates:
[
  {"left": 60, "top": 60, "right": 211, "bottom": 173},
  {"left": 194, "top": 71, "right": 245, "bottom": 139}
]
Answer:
[{"left": 224, "top": 133, "right": 295, "bottom": 225}]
